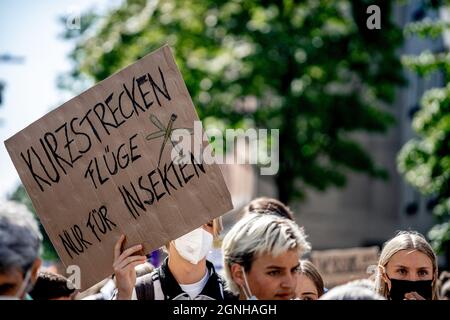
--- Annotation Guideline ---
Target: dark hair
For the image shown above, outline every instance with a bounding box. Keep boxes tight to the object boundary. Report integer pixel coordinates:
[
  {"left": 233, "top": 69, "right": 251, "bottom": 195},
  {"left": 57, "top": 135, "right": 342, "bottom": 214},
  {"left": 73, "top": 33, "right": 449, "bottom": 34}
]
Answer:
[
  {"left": 244, "top": 197, "right": 295, "bottom": 221},
  {"left": 298, "top": 260, "right": 325, "bottom": 297},
  {"left": 29, "top": 271, "right": 75, "bottom": 300}
]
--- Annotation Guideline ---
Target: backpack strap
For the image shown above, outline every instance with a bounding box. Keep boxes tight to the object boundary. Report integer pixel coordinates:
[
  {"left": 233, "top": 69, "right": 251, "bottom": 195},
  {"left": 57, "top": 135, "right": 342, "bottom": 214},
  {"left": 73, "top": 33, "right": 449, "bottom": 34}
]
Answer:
[
  {"left": 135, "top": 273, "right": 155, "bottom": 300},
  {"left": 152, "top": 270, "right": 165, "bottom": 300},
  {"left": 135, "top": 269, "right": 165, "bottom": 300}
]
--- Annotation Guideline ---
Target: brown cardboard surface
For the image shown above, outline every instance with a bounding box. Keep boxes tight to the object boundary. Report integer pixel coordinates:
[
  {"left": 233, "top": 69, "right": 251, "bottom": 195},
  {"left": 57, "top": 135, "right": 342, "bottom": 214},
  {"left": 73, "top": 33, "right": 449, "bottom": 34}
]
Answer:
[{"left": 4, "top": 45, "right": 233, "bottom": 290}]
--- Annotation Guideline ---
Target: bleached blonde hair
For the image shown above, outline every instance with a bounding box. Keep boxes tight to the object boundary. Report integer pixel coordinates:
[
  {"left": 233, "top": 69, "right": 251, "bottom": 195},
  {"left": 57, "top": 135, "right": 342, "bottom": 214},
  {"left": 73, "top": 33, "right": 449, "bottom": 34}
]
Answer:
[{"left": 222, "top": 213, "right": 311, "bottom": 295}]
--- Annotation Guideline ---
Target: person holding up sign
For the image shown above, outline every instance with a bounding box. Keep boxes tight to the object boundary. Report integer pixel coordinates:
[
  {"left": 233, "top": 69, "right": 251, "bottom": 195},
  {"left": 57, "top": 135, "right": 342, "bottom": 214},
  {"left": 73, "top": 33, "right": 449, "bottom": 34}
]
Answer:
[{"left": 113, "top": 217, "right": 234, "bottom": 300}]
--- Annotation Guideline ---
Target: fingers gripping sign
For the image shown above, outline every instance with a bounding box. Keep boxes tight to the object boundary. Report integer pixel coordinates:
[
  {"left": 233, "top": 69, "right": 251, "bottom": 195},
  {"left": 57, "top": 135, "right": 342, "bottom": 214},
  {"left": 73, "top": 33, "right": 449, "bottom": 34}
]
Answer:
[{"left": 113, "top": 234, "right": 147, "bottom": 300}]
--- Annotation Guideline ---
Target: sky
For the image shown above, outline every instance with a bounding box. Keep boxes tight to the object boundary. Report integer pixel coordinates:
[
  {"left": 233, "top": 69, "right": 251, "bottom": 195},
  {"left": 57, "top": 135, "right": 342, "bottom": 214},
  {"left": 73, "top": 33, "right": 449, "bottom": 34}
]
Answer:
[{"left": 0, "top": 0, "right": 120, "bottom": 199}]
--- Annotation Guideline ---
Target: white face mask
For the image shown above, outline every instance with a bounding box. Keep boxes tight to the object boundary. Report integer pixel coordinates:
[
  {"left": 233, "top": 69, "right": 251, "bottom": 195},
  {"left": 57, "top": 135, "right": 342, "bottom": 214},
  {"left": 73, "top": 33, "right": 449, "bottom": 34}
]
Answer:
[
  {"left": 16, "top": 268, "right": 33, "bottom": 300},
  {"left": 173, "top": 227, "right": 213, "bottom": 265},
  {"left": 241, "top": 266, "right": 257, "bottom": 300}
]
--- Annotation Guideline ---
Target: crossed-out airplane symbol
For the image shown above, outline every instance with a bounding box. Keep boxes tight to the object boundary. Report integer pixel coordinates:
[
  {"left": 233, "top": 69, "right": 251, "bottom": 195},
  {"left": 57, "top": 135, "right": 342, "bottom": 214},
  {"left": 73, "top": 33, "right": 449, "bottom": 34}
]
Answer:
[{"left": 145, "top": 113, "right": 193, "bottom": 167}]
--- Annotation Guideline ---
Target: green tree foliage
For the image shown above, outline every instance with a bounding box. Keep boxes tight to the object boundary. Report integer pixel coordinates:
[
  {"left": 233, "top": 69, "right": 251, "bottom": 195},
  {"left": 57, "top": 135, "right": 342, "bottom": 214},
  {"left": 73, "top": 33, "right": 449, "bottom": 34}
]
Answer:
[
  {"left": 398, "top": 2, "right": 450, "bottom": 255},
  {"left": 60, "top": 0, "right": 404, "bottom": 203}
]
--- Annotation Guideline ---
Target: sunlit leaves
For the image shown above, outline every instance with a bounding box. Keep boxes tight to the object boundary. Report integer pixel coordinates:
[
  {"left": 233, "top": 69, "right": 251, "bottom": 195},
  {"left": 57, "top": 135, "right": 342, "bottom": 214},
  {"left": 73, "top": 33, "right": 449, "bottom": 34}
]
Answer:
[
  {"left": 399, "top": 9, "right": 450, "bottom": 254},
  {"left": 61, "top": 0, "right": 404, "bottom": 203}
]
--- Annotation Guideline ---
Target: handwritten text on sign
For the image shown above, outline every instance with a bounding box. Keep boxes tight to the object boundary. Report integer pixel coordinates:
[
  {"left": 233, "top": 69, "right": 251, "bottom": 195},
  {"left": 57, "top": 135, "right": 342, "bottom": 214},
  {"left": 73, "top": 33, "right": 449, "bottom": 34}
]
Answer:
[{"left": 5, "top": 45, "right": 233, "bottom": 290}]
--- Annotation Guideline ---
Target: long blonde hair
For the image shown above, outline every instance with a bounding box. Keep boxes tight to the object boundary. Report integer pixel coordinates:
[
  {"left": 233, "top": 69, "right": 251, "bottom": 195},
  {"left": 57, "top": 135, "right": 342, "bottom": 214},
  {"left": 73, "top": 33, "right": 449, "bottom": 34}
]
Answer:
[{"left": 374, "top": 231, "right": 439, "bottom": 300}]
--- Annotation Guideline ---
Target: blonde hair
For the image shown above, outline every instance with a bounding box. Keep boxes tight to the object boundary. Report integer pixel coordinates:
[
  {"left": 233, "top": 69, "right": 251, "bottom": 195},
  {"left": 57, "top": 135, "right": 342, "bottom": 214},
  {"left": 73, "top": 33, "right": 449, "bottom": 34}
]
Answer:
[
  {"left": 211, "top": 216, "right": 223, "bottom": 238},
  {"left": 222, "top": 213, "right": 311, "bottom": 295},
  {"left": 374, "top": 231, "right": 439, "bottom": 300}
]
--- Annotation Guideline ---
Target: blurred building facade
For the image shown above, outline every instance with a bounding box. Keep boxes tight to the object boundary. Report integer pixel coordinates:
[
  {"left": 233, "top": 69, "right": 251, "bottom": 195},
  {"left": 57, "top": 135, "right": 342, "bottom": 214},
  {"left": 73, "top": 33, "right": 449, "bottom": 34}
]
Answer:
[{"left": 291, "top": 1, "right": 443, "bottom": 255}]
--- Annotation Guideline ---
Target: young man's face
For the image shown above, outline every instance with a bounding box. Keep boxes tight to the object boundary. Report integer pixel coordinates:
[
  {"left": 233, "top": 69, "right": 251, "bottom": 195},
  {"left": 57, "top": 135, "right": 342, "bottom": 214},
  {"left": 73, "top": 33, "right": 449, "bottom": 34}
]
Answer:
[
  {"left": 169, "top": 221, "right": 215, "bottom": 264},
  {"left": 235, "top": 249, "right": 300, "bottom": 300}
]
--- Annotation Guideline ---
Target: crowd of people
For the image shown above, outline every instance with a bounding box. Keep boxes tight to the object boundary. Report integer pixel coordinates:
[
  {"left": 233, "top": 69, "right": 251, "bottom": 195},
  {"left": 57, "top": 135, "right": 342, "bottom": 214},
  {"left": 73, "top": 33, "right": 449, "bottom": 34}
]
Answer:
[{"left": 1, "top": 197, "right": 449, "bottom": 300}]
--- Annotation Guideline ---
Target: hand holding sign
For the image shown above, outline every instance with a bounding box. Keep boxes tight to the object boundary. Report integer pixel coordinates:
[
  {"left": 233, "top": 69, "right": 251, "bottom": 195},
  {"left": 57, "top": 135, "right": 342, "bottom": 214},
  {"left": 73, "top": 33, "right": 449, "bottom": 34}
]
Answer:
[
  {"left": 113, "top": 235, "right": 146, "bottom": 300},
  {"left": 5, "top": 45, "right": 233, "bottom": 290}
]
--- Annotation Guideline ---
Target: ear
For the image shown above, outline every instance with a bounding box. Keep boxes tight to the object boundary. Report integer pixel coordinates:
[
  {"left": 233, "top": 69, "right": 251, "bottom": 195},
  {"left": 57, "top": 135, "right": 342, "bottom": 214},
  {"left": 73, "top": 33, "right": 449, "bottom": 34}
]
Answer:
[
  {"left": 201, "top": 223, "right": 214, "bottom": 237},
  {"left": 30, "top": 258, "right": 42, "bottom": 285},
  {"left": 378, "top": 265, "right": 391, "bottom": 290},
  {"left": 230, "top": 263, "right": 245, "bottom": 288},
  {"left": 168, "top": 241, "right": 177, "bottom": 256}
]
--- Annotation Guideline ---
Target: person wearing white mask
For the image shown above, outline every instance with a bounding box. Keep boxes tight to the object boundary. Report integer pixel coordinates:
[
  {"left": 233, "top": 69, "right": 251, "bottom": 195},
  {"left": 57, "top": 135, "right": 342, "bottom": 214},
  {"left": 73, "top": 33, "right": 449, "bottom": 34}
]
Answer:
[
  {"left": 113, "top": 217, "right": 234, "bottom": 300},
  {"left": 0, "top": 201, "right": 43, "bottom": 300},
  {"left": 222, "top": 213, "right": 311, "bottom": 300}
]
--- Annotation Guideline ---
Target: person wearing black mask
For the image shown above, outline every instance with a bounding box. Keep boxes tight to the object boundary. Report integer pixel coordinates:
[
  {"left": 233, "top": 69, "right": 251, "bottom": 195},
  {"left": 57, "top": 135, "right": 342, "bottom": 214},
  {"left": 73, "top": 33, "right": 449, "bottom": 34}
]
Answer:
[{"left": 375, "top": 231, "right": 438, "bottom": 300}]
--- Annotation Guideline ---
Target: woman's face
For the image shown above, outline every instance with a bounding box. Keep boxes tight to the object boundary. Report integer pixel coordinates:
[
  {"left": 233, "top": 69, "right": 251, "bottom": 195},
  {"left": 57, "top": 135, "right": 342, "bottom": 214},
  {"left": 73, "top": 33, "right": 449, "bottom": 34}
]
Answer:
[
  {"left": 233, "top": 249, "right": 300, "bottom": 300},
  {"left": 296, "top": 274, "right": 319, "bottom": 300},
  {"left": 384, "top": 249, "right": 433, "bottom": 287}
]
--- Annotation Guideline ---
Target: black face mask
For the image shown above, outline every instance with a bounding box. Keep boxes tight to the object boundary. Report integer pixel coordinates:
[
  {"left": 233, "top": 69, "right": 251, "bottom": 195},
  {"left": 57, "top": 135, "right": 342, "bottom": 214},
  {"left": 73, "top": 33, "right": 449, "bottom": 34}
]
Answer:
[{"left": 388, "top": 278, "right": 433, "bottom": 300}]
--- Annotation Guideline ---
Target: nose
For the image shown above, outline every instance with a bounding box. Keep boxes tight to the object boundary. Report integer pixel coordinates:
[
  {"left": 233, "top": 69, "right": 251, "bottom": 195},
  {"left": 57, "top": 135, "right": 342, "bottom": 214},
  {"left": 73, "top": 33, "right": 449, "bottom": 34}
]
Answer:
[
  {"left": 407, "top": 273, "right": 420, "bottom": 282},
  {"left": 280, "top": 272, "right": 297, "bottom": 289}
]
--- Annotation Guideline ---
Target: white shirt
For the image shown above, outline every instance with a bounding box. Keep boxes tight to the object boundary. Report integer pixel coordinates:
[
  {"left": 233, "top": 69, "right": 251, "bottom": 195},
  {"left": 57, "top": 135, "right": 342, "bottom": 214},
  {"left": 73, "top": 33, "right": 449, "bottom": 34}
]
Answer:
[
  {"left": 129, "top": 269, "right": 210, "bottom": 300},
  {"left": 179, "top": 269, "right": 209, "bottom": 299}
]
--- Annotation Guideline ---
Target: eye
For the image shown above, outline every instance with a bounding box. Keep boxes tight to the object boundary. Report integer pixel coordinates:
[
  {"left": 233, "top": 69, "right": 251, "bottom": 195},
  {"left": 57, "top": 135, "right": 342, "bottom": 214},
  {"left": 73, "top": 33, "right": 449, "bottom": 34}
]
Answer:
[
  {"left": 302, "top": 296, "right": 313, "bottom": 301},
  {"left": 396, "top": 268, "right": 407, "bottom": 275},
  {"left": 268, "top": 270, "right": 280, "bottom": 276},
  {"left": 418, "top": 270, "right": 429, "bottom": 277}
]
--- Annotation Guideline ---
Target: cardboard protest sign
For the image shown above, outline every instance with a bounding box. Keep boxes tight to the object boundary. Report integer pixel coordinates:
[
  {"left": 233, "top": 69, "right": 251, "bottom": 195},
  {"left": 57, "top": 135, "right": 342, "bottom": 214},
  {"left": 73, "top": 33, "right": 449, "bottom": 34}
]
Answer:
[
  {"left": 311, "top": 246, "right": 379, "bottom": 288},
  {"left": 4, "top": 45, "right": 233, "bottom": 290}
]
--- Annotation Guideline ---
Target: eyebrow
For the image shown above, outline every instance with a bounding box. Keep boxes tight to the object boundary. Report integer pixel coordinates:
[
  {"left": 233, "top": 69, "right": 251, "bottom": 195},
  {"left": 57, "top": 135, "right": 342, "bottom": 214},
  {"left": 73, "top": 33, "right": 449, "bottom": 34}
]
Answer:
[
  {"left": 302, "top": 292, "right": 317, "bottom": 295},
  {"left": 393, "top": 264, "right": 431, "bottom": 270},
  {"left": 265, "top": 263, "right": 301, "bottom": 271},
  {"left": 266, "top": 266, "right": 283, "bottom": 270},
  {"left": 417, "top": 267, "right": 431, "bottom": 271}
]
